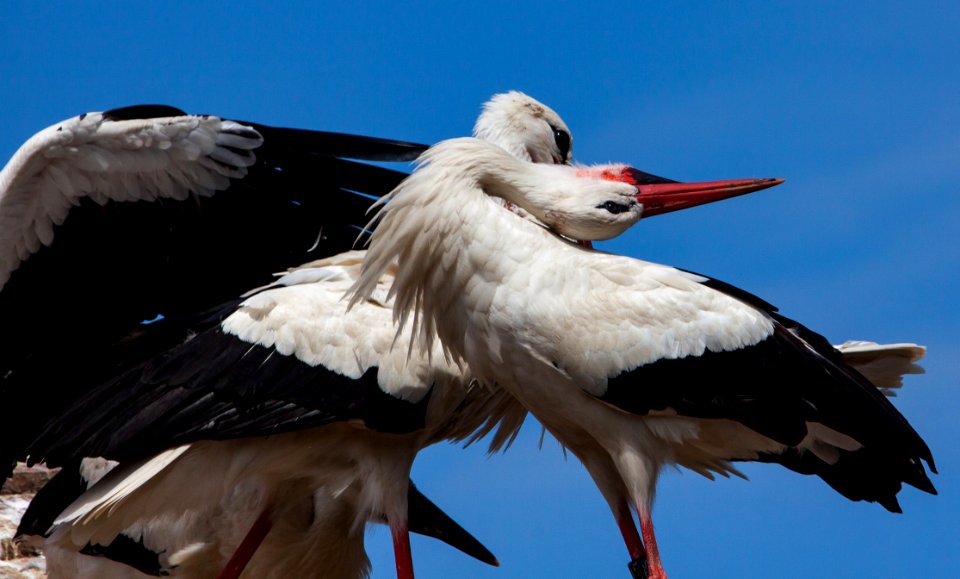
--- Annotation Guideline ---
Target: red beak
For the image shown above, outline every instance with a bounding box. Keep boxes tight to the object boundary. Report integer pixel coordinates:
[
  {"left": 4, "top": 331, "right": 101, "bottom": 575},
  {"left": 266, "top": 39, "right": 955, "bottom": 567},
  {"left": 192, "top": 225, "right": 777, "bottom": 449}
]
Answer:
[{"left": 618, "top": 168, "right": 784, "bottom": 218}]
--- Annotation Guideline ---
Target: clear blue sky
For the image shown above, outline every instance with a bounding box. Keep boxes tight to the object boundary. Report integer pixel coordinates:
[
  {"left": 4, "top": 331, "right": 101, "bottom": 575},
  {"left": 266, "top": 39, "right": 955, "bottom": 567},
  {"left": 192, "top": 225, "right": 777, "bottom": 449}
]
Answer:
[{"left": 2, "top": 2, "right": 957, "bottom": 577}]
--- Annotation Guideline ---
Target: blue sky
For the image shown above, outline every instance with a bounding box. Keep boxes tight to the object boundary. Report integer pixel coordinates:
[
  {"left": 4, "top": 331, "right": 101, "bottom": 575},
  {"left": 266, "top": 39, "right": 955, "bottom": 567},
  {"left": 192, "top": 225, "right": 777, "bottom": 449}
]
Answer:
[{"left": 2, "top": 2, "right": 957, "bottom": 577}]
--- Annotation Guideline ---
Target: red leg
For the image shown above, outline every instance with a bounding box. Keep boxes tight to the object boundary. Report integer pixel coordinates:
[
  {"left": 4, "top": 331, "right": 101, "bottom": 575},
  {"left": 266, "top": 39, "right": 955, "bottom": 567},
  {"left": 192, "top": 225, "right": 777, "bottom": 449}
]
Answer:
[
  {"left": 391, "top": 521, "right": 415, "bottom": 579},
  {"left": 639, "top": 511, "right": 667, "bottom": 579},
  {"left": 216, "top": 508, "right": 274, "bottom": 579},
  {"left": 616, "top": 500, "right": 644, "bottom": 561}
]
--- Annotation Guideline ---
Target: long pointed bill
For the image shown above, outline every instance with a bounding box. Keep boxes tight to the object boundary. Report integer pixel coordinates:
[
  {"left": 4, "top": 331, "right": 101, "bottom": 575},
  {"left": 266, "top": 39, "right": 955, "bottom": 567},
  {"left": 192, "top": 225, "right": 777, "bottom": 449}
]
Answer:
[
  {"left": 407, "top": 483, "right": 499, "bottom": 567},
  {"left": 617, "top": 167, "right": 784, "bottom": 218}
]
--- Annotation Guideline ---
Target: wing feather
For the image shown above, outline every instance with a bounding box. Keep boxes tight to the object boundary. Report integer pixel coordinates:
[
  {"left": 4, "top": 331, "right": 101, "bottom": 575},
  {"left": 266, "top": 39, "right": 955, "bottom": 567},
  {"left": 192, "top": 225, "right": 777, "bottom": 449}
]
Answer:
[{"left": 0, "top": 107, "right": 428, "bottom": 480}]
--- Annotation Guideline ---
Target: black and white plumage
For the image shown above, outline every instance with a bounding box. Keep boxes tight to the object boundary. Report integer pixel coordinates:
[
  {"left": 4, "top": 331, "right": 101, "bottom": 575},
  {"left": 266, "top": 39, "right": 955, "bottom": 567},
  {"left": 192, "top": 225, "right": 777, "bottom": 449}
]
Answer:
[
  {"left": 0, "top": 95, "right": 930, "bottom": 579},
  {"left": 0, "top": 104, "right": 426, "bottom": 481},
  {"left": 1, "top": 93, "right": 628, "bottom": 577},
  {"left": 351, "top": 137, "right": 936, "bottom": 579},
  {"left": 0, "top": 105, "right": 513, "bottom": 578},
  {"left": 21, "top": 252, "right": 512, "bottom": 579},
  {"left": 2, "top": 96, "right": 575, "bottom": 578},
  {"left": 30, "top": 455, "right": 496, "bottom": 579}
]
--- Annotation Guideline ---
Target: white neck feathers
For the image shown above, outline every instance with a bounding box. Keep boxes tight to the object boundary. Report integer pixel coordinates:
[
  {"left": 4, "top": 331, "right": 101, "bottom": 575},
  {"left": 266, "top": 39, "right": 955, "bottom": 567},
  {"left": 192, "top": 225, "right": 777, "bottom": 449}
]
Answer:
[
  {"left": 350, "top": 139, "right": 555, "bottom": 355},
  {"left": 350, "top": 138, "right": 640, "bottom": 360}
]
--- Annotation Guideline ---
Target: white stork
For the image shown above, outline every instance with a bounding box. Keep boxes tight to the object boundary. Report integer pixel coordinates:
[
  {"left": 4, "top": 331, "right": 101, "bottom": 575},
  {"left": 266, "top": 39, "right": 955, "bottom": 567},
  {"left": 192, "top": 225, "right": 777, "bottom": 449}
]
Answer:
[
  {"left": 0, "top": 105, "right": 508, "bottom": 578},
  {"left": 0, "top": 94, "right": 926, "bottom": 579},
  {"left": 1, "top": 93, "right": 585, "bottom": 578},
  {"left": 0, "top": 104, "right": 426, "bottom": 482},
  {"left": 32, "top": 451, "right": 496, "bottom": 578},
  {"left": 351, "top": 137, "right": 937, "bottom": 579},
  {"left": 22, "top": 249, "right": 513, "bottom": 579}
]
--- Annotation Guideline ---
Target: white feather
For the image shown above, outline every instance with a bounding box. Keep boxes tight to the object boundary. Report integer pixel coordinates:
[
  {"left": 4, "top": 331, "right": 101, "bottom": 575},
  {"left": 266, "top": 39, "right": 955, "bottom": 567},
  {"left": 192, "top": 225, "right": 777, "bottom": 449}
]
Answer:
[
  {"left": 0, "top": 111, "right": 263, "bottom": 290},
  {"left": 836, "top": 341, "right": 926, "bottom": 393}
]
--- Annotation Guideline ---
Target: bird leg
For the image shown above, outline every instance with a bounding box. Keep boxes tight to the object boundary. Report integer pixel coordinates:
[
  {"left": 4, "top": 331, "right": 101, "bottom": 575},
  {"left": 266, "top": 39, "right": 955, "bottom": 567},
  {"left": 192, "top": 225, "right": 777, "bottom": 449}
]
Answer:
[
  {"left": 391, "top": 520, "right": 415, "bottom": 579},
  {"left": 215, "top": 507, "right": 274, "bottom": 579},
  {"left": 638, "top": 511, "right": 666, "bottom": 579},
  {"left": 616, "top": 499, "right": 645, "bottom": 560},
  {"left": 617, "top": 500, "right": 649, "bottom": 579}
]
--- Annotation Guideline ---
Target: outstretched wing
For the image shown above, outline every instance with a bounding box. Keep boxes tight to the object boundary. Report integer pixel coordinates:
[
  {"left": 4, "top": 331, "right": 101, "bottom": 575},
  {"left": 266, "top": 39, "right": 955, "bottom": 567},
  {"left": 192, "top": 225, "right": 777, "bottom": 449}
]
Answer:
[{"left": 0, "top": 106, "right": 427, "bottom": 478}]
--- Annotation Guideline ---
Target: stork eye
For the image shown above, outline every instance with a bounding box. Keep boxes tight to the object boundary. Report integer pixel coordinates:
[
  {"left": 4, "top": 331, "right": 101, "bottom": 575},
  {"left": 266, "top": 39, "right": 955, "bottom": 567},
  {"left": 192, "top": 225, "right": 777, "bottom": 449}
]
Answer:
[
  {"left": 550, "top": 125, "right": 571, "bottom": 163},
  {"left": 597, "top": 201, "right": 632, "bottom": 215}
]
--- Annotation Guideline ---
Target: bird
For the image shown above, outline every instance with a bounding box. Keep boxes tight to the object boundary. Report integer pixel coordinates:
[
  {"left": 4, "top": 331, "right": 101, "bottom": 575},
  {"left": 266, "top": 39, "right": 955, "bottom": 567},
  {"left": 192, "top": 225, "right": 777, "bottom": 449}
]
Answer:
[
  {"left": 22, "top": 249, "right": 515, "bottom": 579},
  {"left": 0, "top": 104, "right": 427, "bottom": 482},
  {"left": 1, "top": 93, "right": 581, "bottom": 579},
  {"left": 350, "top": 136, "right": 936, "bottom": 579},
  {"left": 30, "top": 455, "right": 496, "bottom": 578},
  {"left": 0, "top": 105, "right": 512, "bottom": 578},
  {"left": 1, "top": 94, "right": 927, "bottom": 579}
]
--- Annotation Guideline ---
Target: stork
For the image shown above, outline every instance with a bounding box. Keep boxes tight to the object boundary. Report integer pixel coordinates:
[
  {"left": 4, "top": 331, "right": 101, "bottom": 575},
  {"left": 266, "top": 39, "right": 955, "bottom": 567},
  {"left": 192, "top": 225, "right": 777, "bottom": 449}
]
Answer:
[
  {"left": 0, "top": 95, "right": 927, "bottom": 579},
  {"left": 30, "top": 451, "right": 497, "bottom": 578},
  {"left": 1, "top": 94, "right": 579, "bottom": 579},
  {"left": 21, "top": 249, "right": 516, "bottom": 579},
  {"left": 23, "top": 456, "right": 494, "bottom": 578},
  {"left": 0, "top": 104, "right": 426, "bottom": 482},
  {"left": 0, "top": 105, "right": 510, "bottom": 578},
  {"left": 351, "top": 137, "right": 936, "bottom": 579}
]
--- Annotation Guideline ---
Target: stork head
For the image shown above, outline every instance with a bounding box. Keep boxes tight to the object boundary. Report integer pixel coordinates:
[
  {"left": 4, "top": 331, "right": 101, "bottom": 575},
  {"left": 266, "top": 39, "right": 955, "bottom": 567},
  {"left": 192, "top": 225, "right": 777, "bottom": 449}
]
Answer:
[
  {"left": 473, "top": 92, "right": 573, "bottom": 165},
  {"left": 473, "top": 92, "right": 783, "bottom": 242},
  {"left": 527, "top": 165, "right": 785, "bottom": 241},
  {"left": 517, "top": 163, "right": 643, "bottom": 241}
]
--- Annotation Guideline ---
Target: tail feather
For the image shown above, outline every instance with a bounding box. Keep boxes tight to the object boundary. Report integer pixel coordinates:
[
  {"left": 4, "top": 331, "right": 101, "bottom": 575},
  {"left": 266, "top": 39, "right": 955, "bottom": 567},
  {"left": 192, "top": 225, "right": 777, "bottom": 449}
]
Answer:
[{"left": 836, "top": 341, "right": 926, "bottom": 394}]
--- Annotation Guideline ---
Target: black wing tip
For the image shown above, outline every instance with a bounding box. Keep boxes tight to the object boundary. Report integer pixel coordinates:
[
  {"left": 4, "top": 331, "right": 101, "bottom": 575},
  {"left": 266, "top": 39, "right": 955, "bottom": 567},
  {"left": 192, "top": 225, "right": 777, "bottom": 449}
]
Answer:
[
  {"left": 239, "top": 121, "right": 428, "bottom": 162},
  {"left": 80, "top": 534, "right": 167, "bottom": 576},
  {"left": 15, "top": 465, "right": 88, "bottom": 539},
  {"left": 756, "top": 445, "right": 937, "bottom": 515},
  {"left": 102, "top": 105, "right": 189, "bottom": 122},
  {"left": 879, "top": 495, "right": 903, "bottom": 514},
  {"left": 906, "top": 463, "right": 937, "bottom": 496},
  {"left": 861, "top": 458, "right": 937, "bottom": 512},
  {"left": 407, "top": 482, "right": 499, "bottom": 567}
]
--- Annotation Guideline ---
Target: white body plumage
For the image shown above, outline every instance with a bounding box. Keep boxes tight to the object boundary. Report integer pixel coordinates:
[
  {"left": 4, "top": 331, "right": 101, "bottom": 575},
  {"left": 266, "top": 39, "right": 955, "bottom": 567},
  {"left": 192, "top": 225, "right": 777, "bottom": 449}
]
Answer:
[{"left": 353, "top": 137, "right": 935, "bottom": 578}]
